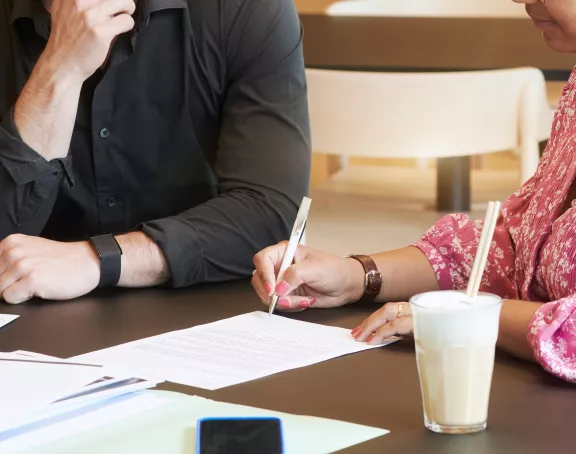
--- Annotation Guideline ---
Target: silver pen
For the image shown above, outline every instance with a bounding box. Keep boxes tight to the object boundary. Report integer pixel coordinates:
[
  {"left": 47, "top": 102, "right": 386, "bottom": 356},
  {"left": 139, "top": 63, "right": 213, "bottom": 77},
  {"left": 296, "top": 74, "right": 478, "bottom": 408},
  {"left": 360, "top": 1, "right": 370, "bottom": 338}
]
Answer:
[{"left": 269, "top": 196, "right": 312, "bottom": 315}]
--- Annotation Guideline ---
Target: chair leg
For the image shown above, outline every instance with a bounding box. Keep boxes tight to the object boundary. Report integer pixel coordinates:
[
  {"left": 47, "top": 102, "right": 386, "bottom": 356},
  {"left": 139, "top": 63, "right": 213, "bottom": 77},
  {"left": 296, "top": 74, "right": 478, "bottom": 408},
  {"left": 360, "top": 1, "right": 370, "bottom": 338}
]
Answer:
[
  {"left": 539, "top": 140, "right": 548, "bottom": 158},
  {"left": 436, "top": 156, "right": 471, "bottom": 212}
]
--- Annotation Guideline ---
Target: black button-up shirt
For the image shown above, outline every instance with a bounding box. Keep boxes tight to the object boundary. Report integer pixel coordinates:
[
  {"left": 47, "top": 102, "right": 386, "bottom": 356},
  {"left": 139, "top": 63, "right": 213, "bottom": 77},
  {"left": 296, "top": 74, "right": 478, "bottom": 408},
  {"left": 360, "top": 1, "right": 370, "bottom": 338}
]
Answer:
[{"left": 0, "top": 0, "right": 310, "bottom": 287}]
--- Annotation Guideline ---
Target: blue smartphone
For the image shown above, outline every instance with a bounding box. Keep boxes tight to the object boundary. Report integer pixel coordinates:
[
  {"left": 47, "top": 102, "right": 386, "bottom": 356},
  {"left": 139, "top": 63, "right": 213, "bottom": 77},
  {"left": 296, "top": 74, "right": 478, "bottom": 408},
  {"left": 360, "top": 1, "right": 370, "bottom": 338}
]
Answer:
[{"left": 196, "top": 417, "right": 285, "bottom": 454}]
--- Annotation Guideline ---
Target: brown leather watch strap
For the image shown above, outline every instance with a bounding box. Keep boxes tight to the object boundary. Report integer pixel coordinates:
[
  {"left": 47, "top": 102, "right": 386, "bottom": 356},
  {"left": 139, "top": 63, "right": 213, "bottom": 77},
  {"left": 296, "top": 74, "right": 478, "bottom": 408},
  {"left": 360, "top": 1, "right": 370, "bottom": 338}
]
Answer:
[{"left": 346, "top": 254, "right": 382, "bottom": 303}]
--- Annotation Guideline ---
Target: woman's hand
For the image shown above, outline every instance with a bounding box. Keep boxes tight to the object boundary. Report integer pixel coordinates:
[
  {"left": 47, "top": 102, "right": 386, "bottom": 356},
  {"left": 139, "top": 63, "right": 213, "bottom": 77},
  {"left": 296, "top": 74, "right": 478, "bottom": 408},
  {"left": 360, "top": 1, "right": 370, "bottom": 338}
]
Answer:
[
  {"left": 252, "top": 242, "right": 366, "bottom": 311},
  {"left": 353, "top": 302, "right": 413, "bottom": 344}
]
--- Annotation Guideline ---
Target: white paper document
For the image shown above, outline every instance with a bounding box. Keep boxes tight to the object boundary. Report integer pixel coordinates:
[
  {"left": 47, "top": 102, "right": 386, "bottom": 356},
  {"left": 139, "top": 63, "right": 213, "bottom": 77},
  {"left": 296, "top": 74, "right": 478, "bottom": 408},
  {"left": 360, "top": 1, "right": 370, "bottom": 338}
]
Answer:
[
  {"left": 74, "top": 311, "right": 399, "bottom": 390},
  {"left": 0, "top": 353, "right": 105, "bottom": 431},
  {"left": 0, "top": 391, "right": 389, "bottom": 454},
  {"left": 0, "top": 392, "right": 175, "bottom": 454},
  {"left": 0, "top": 351, "right": 160, "bottom": 434},
  {"left": 0, "top": 314, "right": 19, "bottom": 329}
]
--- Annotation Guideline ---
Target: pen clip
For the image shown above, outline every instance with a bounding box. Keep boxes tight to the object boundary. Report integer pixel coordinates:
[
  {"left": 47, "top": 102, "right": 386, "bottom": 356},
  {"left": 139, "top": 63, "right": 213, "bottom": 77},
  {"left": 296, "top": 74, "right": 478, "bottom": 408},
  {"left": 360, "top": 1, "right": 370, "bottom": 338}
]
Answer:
[{"left": 292, "top": 197, "right": 312, "bottom": 237}]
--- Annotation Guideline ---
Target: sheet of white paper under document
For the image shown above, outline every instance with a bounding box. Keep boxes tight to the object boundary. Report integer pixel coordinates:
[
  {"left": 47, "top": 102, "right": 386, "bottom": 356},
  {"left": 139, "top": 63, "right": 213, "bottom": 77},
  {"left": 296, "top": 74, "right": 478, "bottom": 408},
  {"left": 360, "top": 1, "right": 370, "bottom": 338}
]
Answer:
[
  {"left": 1, "top": 391, "right": 389, "bottom": 454},
  {"left": 0, "top": 354, "right": 106, "bottom": 431},
  {"left": 0, "top": 314, "right": 18, "bottom": 329},
  {"left": 74, "top": 311, "right": 399, "bottom": 390}
]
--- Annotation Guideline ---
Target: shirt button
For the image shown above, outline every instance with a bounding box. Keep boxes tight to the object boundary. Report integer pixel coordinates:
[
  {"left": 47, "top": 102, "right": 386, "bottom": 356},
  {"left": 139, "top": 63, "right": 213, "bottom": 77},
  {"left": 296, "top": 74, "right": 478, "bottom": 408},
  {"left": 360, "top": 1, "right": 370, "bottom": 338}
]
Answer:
[
  {"left": 106, "top": 197, "right": 117, "bottom": 207},
  {"left": 99, "top": 128, "right": 110, "bottom": 139}
]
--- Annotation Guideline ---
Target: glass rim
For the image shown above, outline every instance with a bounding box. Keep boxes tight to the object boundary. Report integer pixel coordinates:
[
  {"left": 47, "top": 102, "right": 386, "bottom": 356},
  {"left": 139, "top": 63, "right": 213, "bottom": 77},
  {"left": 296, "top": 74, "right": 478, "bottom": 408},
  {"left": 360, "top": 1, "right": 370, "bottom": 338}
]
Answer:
[{"left": 409, "top": 290, "right": 503, "bottom": 309}]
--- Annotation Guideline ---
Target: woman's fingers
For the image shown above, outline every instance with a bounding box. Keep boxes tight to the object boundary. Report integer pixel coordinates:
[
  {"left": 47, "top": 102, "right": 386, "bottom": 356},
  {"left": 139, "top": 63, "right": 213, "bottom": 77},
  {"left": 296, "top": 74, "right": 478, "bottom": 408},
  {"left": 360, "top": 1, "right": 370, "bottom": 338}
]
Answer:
[
  {"left": 276, "top": 295, "right": 317, "bottom": 311},
  {"left": 353, "top": 302, "right": 411, "bottom": 342},
  {"left": 253, "top": 268, "right": 318, "bottom": 312},
  {"left": 252, "top": 271, "right": 270, "bottom": 303},
  {"left": 367, "top": 316, "right": 413, "bottom": 345},
  {"left": 253, "top": 242, "right": 289, "bottom": 296},
  {"left": 274, "top": 258, "right": 328, "bottom": 297}
]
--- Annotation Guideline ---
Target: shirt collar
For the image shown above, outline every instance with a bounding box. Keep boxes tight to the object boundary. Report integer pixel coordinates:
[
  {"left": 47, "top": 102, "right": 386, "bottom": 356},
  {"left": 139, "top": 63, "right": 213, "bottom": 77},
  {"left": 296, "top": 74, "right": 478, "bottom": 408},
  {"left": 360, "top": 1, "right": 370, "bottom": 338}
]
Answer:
[
  {"left": 135, "top": 0, "right": 186, "bottom": 34},
  {"left": 148, "top": 0, "right": 187, "bottom": 13},
  {"left": 9, "top": 0, "right": 187, "bottom": 34},
  {"left": 10, "top": 0, "right": 51, "bottom": 40}
]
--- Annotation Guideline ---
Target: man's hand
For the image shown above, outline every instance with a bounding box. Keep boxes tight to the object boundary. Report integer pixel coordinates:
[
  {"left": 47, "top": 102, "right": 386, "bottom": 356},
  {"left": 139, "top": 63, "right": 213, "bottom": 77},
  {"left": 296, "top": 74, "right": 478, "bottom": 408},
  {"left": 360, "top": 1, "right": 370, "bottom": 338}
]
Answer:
[
  {"left": 14, "top": 0, "right": 136, "bottom": 161},
  {"left": 0, "top": 234, "right": 100, "bottom": 304},
  {"left": 45, "top": 0, "right": 136, "bottom": 82}
]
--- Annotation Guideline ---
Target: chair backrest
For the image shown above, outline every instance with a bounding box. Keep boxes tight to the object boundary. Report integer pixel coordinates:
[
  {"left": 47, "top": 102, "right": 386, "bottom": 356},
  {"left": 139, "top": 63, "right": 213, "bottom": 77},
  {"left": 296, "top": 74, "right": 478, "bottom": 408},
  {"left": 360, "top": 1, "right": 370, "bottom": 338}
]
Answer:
[
  {"left": 306, "top": 67, "right": 549, "bottom": 159},
  {"left": 327, "top": 0, "right": 527, "bottom": 18}
]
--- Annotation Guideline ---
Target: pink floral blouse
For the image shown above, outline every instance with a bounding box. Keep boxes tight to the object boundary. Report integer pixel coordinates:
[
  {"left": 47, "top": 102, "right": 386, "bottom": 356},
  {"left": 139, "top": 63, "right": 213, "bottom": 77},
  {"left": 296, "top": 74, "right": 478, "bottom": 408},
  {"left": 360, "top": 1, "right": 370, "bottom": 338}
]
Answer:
[{"left": 414, "top": 68, "right": 576, "bottom": 383}]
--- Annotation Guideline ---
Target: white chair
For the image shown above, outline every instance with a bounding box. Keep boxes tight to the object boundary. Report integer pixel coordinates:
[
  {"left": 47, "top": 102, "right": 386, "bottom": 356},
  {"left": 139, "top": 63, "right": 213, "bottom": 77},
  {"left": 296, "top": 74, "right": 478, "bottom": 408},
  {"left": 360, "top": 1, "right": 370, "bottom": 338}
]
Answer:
[
  {"left": 327, "top": 0, "right": 527, "bottom": 18},
  {"left": 306, "top": 67, "right": 554, "bottom": 211}
]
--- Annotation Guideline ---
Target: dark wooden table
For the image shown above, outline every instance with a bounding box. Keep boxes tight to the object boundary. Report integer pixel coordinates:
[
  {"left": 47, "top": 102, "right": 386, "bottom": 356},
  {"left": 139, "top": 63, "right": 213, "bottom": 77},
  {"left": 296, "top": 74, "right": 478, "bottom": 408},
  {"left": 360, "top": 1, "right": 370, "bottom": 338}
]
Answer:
[{"left": 0, "top": 280, "right": 575, "bottom": 453}]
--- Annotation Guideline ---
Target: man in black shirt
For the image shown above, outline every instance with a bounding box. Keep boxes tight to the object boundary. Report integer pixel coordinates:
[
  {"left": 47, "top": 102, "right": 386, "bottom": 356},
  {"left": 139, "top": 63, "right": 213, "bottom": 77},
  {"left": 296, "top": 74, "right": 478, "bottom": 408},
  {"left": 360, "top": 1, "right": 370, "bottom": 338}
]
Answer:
[{"left": 0, "top": 0, "right": 310, "bottom": 303}]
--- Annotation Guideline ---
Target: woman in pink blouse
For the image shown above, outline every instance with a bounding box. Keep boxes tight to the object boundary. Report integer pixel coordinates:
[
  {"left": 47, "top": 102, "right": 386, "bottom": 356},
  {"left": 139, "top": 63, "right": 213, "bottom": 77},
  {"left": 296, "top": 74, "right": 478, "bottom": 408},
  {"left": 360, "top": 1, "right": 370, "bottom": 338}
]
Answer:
[{"left": 252, "top": 0, "right": 576, "bottom": 382}]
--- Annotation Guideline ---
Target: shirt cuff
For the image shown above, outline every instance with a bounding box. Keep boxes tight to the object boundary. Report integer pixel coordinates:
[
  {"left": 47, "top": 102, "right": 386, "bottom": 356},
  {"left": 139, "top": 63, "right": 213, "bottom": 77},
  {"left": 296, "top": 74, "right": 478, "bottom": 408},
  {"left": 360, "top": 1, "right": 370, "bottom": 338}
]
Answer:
[
  {"left": 140, "top": 216, "right": 206, "bottom": 288},
  {"left": 527, "top": 298, "right": 576, "bottom": 382},
  {"left": 412, "top": 241, "right": 454, "bottom": 291},
  {"left": 0, "top": 106, "right": 74, "bottom": 186}
]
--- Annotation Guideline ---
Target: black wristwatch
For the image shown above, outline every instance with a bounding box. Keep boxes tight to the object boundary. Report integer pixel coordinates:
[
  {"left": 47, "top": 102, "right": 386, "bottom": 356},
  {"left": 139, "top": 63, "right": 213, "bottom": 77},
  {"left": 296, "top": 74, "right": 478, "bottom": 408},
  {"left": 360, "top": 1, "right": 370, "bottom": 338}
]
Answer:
[{"left": 89, "top": 234, "right": 123, "bottom": 288}]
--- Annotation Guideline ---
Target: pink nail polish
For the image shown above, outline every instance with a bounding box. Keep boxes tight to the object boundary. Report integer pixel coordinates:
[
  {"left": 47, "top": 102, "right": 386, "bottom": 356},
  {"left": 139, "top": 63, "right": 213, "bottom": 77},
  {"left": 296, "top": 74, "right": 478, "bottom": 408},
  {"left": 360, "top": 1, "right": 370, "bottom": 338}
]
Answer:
[
  {"left": 354, "top": 330, "right": 362, "bottom": 340},
  {"left": 309, "top": 297, "right": 317, "bottom": 306},
  {"left": 278, "top": 298, "right": 290, "bottom": 308},
  {"left": 298, "top": 300, "right": 310, "bottom": 309},
  {"left": 351, "top": 326, "right": 360, "bottom": 335},
  {"left": 265, "top": 282, "right": 273, "bottom": 295},
  {"left": 275, "top": 281, "right": 290, "bottom": 295}
]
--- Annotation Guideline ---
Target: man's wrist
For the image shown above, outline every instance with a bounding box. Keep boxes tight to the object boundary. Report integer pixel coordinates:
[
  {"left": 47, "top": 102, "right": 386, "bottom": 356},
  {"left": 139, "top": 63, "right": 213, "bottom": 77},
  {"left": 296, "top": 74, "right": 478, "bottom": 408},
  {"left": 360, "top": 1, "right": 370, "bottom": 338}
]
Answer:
[
  {"left": 14, "top": 53, "right": 84, "bottom": 161},
  {"left": 78, "top": 240, "right": 101, "bottom": 286},
  {"left": 33, "top": 51, "right": 85, "bottom": 94},
  {"left": 89, "top": 235, "right": 123, "bottom": 287}
]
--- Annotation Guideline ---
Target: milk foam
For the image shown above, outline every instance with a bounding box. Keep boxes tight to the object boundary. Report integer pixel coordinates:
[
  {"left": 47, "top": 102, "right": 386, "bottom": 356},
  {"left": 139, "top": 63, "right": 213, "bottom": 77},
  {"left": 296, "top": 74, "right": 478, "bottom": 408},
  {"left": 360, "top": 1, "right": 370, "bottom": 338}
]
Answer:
[{"left": 410, "top": 291, "right": 502, "bottom": 347}]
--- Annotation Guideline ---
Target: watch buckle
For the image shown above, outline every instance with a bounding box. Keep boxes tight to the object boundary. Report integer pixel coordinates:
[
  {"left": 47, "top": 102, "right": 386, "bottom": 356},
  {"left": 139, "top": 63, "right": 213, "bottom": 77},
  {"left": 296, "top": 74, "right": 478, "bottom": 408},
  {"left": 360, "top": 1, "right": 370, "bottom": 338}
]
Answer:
[{"left": 365, "top": 269, "right": 379, "bottom": 288}]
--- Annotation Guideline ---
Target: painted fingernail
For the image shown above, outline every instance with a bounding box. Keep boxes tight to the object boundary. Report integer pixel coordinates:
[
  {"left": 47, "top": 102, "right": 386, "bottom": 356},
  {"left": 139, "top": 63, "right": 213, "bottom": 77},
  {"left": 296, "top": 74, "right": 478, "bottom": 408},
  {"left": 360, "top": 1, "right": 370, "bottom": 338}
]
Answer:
[
  {"left": 278, "top": 298, "right": 291, "bottom": 308},
  {"left": 265, "top": 282, "right": 273, "bottom": 295},
  {"left": 309, "top": 297, "right": 317, "bottom": 306},
  {"left": 298, "top": 300, "right": 310, "bottom": 309},
  {"left": 275, "top": 281, "right": 290, "bottom": 295},
  {"left": 354, "top": 330, "right": 363, "bottom": 340},
  {"left": 351, "top": 326, "right": 360, "bottom": 335}
]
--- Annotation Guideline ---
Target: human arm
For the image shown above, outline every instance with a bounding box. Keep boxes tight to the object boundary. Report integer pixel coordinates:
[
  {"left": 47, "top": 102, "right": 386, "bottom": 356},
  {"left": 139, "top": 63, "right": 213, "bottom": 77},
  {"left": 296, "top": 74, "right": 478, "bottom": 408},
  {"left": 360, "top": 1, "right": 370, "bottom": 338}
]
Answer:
[
  {"left": 0, "top": 0, "right": 135, "bottom": 240},
  {"left": 253, "top": 213, "right": 517, "bottom": 308},
  {"left": 0, "top": 230, "right": 169, "bottom": 304},
  {"left": 140, "top": 0, "right": 310, "bottom": 287},
  {"left": 252, "top": 240, "right": 550, "bottom": 372},
  {"left": 252, "top": 243, "right": 439, "bottom": 310},
  {"left": 354, "top": 298, "right": 543, "bottom": 356}
]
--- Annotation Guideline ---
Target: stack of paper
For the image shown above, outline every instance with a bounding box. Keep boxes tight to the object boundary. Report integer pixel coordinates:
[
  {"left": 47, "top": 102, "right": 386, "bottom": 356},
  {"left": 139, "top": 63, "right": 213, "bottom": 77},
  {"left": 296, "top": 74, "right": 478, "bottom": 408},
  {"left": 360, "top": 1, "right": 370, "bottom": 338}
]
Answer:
[
  {"left": 0, "top": 351, "right": 161, "bottom": 434},
  {"left": 0, "top": 391, "right": 389, "bottom": 454},
  {"left": 74, "top": 311, "right": 400, "bottom": 390}
]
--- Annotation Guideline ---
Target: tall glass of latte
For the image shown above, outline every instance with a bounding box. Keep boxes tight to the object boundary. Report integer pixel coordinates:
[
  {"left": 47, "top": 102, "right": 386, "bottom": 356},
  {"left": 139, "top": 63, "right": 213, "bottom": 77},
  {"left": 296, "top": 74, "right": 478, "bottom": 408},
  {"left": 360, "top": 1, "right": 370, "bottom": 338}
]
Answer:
[{"left": 410, "top": 290, "right": 502, "bottom": 434}]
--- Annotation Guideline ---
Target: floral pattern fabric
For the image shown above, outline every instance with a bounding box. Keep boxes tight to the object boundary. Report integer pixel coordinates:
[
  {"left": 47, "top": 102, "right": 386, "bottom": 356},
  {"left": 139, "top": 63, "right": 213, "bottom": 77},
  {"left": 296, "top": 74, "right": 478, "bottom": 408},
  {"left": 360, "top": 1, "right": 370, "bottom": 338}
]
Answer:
[{"left": 414, "top": 68, "right": 576, "bottom": 383}]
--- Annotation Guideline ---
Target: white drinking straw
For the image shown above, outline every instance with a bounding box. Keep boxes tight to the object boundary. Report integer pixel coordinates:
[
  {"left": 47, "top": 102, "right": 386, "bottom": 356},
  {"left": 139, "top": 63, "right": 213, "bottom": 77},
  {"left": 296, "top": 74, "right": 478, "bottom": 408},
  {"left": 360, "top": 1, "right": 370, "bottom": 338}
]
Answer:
[{"left": 465, "top": 201, "right": 501, "bottom": 299}]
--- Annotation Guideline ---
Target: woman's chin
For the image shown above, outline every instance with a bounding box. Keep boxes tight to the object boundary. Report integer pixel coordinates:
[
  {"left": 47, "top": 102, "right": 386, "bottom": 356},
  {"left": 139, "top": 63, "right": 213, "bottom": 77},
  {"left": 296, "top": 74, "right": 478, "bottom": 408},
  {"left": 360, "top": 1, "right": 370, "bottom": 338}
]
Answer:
[{"left": 543, "top": 33, "right": 576, "bottom": 54}]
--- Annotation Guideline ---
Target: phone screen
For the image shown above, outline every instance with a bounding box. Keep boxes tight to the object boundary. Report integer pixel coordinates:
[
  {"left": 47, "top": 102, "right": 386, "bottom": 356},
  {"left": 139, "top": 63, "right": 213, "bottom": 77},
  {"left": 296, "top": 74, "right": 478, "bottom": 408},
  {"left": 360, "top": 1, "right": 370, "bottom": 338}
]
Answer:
[{"left": 198, "top": 418, "right": 283, "bottom": 454}]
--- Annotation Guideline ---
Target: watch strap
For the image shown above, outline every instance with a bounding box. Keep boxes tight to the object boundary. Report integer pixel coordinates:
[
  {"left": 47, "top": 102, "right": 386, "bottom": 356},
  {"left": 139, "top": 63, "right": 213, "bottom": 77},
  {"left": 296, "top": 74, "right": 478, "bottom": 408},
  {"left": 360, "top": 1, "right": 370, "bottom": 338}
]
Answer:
[
  {"left": 89, "top": 234, "right": 123, "bottom": 288},
  {"left": 346, "top": 254, "right": 382, "bottom": 303}
]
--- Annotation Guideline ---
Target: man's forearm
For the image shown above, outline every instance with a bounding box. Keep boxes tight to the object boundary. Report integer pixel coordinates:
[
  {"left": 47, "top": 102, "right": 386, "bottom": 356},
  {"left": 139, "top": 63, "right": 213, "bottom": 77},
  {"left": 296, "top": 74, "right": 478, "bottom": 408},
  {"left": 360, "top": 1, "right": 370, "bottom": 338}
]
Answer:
[
  {"left": 115, "top": 232, "right": 171, "bottom": 287},
  {"left": 14, "top": 54, "right": 82, "bottom": 161}
]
